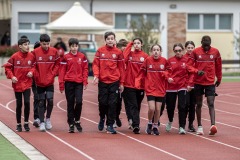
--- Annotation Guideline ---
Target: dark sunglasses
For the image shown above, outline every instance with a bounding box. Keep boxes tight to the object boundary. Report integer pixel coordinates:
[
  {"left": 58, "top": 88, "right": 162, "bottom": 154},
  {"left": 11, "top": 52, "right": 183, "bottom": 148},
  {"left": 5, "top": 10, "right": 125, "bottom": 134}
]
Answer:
[{"left": 174, "top": 49, "right": 182, "bottom": 53}]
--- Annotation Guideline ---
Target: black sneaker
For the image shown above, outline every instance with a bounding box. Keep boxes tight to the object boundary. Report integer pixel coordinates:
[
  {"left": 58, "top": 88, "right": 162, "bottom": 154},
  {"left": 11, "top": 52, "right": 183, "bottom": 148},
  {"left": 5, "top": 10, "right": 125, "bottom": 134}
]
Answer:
[
  {"left": 98, "top": 118, "right": 105, "bottom": 131},
  {"left": 188, "top": 124, "right": 196, "bottom": 132},
  {"left": 133, "top": 127, "right": 140, "bottom": 134},
  {"left": 24, "top": 123, "right": 30, "bottom": 132},
  {"left": 116, "top": 118, "right": 122, "bottom": 127},
  {"left": 106, "top": 125, "right": 117, "bottom": 134},
  {"left": 152, "top": 127, "right": 160, "bottom": 135},
  {"left": 68, "top": 124, "right": 74, "bottom": 133},
  {"left": 16, "top": 124, "right": 22, "bottom": 132},
  {"left": 75, "top": 121, "right": 82, "bottom": 132},
  {"left": 145, "top": 123, "right": 152, "bottom": 134}
]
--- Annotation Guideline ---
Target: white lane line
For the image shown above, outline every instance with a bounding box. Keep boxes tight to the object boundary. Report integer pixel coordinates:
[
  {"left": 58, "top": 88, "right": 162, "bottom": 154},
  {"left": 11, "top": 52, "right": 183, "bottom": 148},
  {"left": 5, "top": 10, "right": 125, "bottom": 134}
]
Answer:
[
  {"left": 57, "top": 100, "right": 186, "bottom": 160},
  {"left": 215, "top": 100, "right": 240, "bottom": 106},
  {"left": 2, "top": 100, "right": 95, "bottom": 160},
  {"left": 82, "top": 99, "right": 240, "bottom": 151},
  {"left": 0, "top": 103, "right": 48, "bottom": 160}
]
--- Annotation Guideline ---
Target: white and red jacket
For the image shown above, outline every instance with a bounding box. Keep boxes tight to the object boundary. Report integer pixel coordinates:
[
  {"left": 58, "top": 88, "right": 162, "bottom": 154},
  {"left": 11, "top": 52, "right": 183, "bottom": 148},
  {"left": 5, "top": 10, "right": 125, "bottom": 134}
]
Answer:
[
  {"left": 167, "top": 54, "right": 193, "bottom": 92},
  {"left": 32, "top": 47, "right": 60, "bottom": 87},
  {"left": 135, "top": 56, "right": 172, "bottom": 97},
  {"left": 4, "top": 51, "right": 35, "bottom": 92},
  {"left": 123, "top": 42, "right": 148, "bottom": 89},
  {"left": 92, "top": 45, "right": 125, "bottom": 85},
  {"left": 58, "top": 52, "right": 88, "bottom": 91},
  {"left": 187, "top": 46, "right": 222, "bottom": 85}
]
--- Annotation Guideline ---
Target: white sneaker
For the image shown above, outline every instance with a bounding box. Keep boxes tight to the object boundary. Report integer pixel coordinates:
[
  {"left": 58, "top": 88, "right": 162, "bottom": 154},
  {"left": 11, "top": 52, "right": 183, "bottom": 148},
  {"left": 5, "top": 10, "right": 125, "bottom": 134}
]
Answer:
[
  {"left": 45, "top": 118, "right": 52, "bottom": 130},
  {"left": 196, "top": 126, "right": 204, "bottom": 135},
  {"left": 179, "top": 127, "right": 186, "bottom": 135},
  {"left": 165, "top": 122, "right": 172, "bottom": 132},
  {"left": 128, "top": 119, "right": 133, "bottom": 130},
  {"left": 39, "top": 122, "right": 46, "bottom": 132},
  {"left": 33, "top": 118, "right": 40, "bottom": 128},
  {"left": 113, "top": 121, "right": 117, "bottom": 128}
]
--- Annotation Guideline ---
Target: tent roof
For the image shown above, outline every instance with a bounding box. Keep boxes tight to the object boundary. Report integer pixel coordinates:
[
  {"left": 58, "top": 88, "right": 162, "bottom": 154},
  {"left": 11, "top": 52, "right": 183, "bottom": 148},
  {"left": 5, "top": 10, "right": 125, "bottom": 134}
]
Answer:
[{"left": 44, "top": 2, "right": 113, "bottom": 34}]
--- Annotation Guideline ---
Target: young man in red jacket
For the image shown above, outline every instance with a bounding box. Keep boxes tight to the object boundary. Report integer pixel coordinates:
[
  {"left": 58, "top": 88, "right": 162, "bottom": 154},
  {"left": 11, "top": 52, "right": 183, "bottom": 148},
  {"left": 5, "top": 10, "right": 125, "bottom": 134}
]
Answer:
[
  {"left": 3, "top": 37, "right": 35, "bottom": 132},
  {"left": 187, "top": 35, "right": 222, "bottom": 135},
  {"left": 32, "top": 34, "right": 60, "bottom": 132},
  {"left": 92, "top": 31, "right": 125, "bottom": 134},
  {"left": 58, "top": 38, "right": 88, "bottom": 133}
]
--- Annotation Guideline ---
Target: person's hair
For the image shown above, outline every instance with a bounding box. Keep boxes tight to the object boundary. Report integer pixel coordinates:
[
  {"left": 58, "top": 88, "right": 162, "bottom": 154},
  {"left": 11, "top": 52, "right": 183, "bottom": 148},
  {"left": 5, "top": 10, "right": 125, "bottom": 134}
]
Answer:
[
  {"left": 201, "top": 35, "right": 211, "bottom": 42},
  {"left": 68, "top": 38, "right": 79, "bottom": 46},
  {"left": 133, "top": 37, "right": 143, "bottom": 44},
  {"left": 18, "top": 38, "right": 30, "bottom": 46},
  {"left": 20, "top": 35, "right": 28, "bottom": 39},
  {"left": 173, "top": 43, "right": 184, "bottom": 50},
  {"left": 150, "top": 44, "right": 162, "bottom": 51},
  {"left": 39, "top": 34, "right": 50, "bottom": 42},
  {"left": 104, "top": 31, "right": 115, "bottom": 40},
  {"left": 34, "top": 41, "right": 40, "bottom": 49},
  {"left": 185, "top": 41, "right": 195, "bottom": 48},
  {"left": 116, "top": 39, "right": 128, "bottom": 48}
]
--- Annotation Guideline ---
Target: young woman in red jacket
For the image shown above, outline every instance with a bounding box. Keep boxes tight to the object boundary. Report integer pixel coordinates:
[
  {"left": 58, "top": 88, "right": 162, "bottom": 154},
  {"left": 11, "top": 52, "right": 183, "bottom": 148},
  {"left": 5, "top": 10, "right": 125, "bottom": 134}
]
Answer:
[
  {"left": 58, "top": 38, "right": 88, "bottom": 133},
  {"left": 122, "top": 38, "right": 148, "bottom": 134},
  {"left": 135, "top": 44, "right": 172, "bottom": 135},
  {"left": 92, "top": 32, "right": 125, "bottom": 134},
  {"left": 3, "top": 37, "right": 35, "bottom": 132},
  {"left": 165, "top": 43, "right": 194, "bottom": 135}
]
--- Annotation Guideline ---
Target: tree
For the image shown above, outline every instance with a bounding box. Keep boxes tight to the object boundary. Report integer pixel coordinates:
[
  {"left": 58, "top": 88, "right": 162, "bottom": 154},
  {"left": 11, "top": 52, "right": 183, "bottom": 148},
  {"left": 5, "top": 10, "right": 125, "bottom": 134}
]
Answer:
[{"left": 125, "top": 16, "right": 163, "bottom": 54}]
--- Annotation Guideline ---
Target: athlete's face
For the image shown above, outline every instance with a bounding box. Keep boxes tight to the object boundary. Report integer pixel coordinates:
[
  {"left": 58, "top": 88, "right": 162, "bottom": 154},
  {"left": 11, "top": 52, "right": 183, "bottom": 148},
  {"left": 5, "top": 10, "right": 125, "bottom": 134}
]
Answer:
[
  {"left": 70, "top": 44, "right": 78, "bottom": 54},
  {"left": 174, "top": 46, "right": 184, "bottom": 58},
  {"left": 19, "top": 42, "right": 30, "bottom": 53},
  {"left": 201, "top": 37, "right": 211, "bottom": 51},
  {"left": 105, "top": 35, "right": 115, "bottom": 47},
  {"left": 186, "top": 44, "right": 195, "bottom": 55},
  {"left": 133, "top": 39, "right": 142, "bottom": 51},
  {"left": 151, "top": 45, "right": 161, "bottom": 59},
  {"left": 40, "top": 41, "right": 50, "bottom": 51}
]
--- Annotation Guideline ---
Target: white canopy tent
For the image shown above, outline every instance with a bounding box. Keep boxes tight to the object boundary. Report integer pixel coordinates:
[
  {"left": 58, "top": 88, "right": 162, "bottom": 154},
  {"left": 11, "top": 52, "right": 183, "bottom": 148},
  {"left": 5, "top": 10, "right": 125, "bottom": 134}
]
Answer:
[{"left": 42, "top": 1, "right": 113, "bottom": 34}]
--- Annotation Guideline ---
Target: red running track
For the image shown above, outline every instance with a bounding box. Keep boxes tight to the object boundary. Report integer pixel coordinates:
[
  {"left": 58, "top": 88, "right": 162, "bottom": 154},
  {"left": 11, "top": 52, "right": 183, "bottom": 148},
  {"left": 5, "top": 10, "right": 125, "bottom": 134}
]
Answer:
[{"left": 0, "top": 78, "right": 239, "bottom": 160}]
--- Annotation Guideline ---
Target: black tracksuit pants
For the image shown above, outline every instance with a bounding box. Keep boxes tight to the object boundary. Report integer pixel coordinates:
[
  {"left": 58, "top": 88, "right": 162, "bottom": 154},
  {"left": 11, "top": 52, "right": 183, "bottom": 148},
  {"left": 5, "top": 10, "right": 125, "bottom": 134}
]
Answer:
[{"left": 186, "top": 89, "right": 196, "bottom": 126}]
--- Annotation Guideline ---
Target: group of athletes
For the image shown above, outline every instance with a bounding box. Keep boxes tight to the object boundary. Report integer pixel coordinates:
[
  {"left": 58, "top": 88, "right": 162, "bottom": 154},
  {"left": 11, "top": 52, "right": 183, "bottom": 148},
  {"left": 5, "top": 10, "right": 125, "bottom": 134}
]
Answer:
[{"left": 2, "top": 31, "right": 222, "bottom": 136}]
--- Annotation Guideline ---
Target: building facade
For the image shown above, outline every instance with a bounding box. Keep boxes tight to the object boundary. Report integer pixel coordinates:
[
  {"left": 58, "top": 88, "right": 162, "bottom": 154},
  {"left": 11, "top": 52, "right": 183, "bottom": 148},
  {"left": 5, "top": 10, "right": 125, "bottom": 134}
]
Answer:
[{"left": 10, "top": 0, "right": 240, "bottom": 60}]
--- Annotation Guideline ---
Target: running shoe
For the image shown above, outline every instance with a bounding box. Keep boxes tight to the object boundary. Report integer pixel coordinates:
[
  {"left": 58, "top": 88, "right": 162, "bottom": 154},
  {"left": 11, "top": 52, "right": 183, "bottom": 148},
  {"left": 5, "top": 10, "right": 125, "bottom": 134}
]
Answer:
[
  {"left": 209, "top": 125, "right": 217, "bottom": 135},
  {"left": 188, "top": 124, "right": 196, "bottom": 132},
  {"left": 196, "top": 126, "right": 204, "bottom": 135},
  {"left": 16, "top": 124, "right": 22, "bottom": 132},
  {"left": 39, "top": 122, "right": 46, "bottom": 132},
  {"left": 106, "top": 125, "right": 117, "bottom": 134},
  {"left": 45, "top": 118, "right": 52, "bottom": 130},
  {"left": 68, "top": 124, "right": 74, "bottom": 133},
  {"left": 133, "top": 127, "right": 140, "bottom": 134},
  {"left": 24, "top": 122, "right": 30, "bottom": 132},
  {"left": 165, "top": 122, "right": 172, "bottom": 132},
  {"left": 98, "top": 118, "right": 105, "bottom": 131},
  {"left": 33, "top": 118, "right": 40, "bottom": 128},
  {"left": 75, "top": 121, "right": 82, "bottom": 132},
  {"left": 145, "top": 123, "right": 152, "bottom": 135},
  {"left": 152, "top": 127, "right": 160, "bottom": 135},
  {"left": 179, "top": 127, "right": 186, "bottom": 135}
]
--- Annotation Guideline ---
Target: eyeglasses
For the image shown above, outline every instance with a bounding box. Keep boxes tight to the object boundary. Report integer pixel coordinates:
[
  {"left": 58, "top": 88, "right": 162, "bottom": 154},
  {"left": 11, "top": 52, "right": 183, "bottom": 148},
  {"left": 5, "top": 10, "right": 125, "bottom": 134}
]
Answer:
[{"left": 174, "top": 49, "right": 182, "bottom": 53}]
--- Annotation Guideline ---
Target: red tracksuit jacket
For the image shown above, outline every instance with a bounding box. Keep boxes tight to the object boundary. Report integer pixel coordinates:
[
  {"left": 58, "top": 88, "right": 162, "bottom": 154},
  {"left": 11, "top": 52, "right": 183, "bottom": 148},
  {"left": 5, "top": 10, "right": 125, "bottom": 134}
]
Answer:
[
  {"left": 135, "top": 56, "right": 172, "bottom": 97},
  {"left": 32, "top": 47, "right": 60, "bottom": 87},
  {"left": 123, "top": 42, "right": 148, "bottom": 89},
  {"left": 187, "top": 46, "right": 222, "bottom": 85},
  {"left": 58, "top": 52, "right": 88, "bottom": 91},
  {"left": 92, "top": 45, "right": 125, "bottom": 85},
  {"left": 167, "top": 54, "right": 193, "bottom": 92},
  {"left": 4, "top": 51, "right": 35, "bottom": 92}
]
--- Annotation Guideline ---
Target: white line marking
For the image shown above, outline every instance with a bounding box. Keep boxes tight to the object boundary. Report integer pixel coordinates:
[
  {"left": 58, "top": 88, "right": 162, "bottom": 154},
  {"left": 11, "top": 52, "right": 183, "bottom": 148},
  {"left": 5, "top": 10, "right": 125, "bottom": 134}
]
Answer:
[{"left": 2, "top": 100, "right": 95, "bottom": 160}]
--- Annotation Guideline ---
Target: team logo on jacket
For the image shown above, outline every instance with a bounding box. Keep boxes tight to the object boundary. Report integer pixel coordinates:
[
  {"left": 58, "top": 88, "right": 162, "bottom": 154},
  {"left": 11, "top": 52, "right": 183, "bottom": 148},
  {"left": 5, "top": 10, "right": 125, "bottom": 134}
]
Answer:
[
  {"left": 129, "top": 57, "right": 132, "bottom": 60},
  {"left": 78, "top": 58, "right": 81, "bottom": 64},
  {"left": 112, "top": 54, "right": 116, "bottom": 59},
  {"left": 160, "top": 64, "right": 164, "bottom": 69},
  {"left": 199, "top": 55, "right": 202, "bottom": 59},
  {"left": 49, "top": 56, "right": 53, "bottom": 60},
  {"left": 210, "top": 55, "right": 213, "bottom": 59},
  {"left": 181, "top": 63, "right": 186, "bottom": 68},
  {"left": 140, "top": 57, "right": 144, "bottom": 62},
  {"left": 101, "top": 54, "right": 105, "bottom": 57},
  {"left": 149, "top": 65, "right": 153, "bottom": 68},
  {"left": 28, "top": 60, "right": 31, "bottom": 65},
  {"left": 17, "top": 61, "right": 20, "bottom": 65},
  {"left": 39, "top": 57, "right": 42, "bottom": 61}
]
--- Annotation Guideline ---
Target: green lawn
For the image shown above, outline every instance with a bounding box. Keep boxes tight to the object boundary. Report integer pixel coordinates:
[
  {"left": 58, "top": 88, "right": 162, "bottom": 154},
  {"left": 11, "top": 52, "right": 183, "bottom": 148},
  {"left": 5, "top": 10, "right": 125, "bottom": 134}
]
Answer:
[{"left": 0, "top": 134, "right": 28, "bottom": 160}]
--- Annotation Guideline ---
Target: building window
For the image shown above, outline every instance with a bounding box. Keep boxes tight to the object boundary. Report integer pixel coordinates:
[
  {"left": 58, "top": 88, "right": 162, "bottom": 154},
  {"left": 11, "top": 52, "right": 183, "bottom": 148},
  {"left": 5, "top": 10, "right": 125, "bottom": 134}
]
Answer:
[
  {"left": 115, "top": 13, "right": 160, "bottom": 30},
  {"left": 18, "top": 12, "right": 49, "bottom": 43},
  {"left": 187, "top": 14, "right": 232, "bottom": 31}
]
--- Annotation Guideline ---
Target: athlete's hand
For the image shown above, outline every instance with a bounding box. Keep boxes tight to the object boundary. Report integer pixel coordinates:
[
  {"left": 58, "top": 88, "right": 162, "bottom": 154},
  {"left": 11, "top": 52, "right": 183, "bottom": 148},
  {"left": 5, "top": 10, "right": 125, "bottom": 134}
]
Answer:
[
  {"left": 119, "top": 85, "right": 124, "bottom": 93},
  {"left": 197, "top": 70, "right": 205, "bottom": 76},
  {"left": 27, "top": 71, "right": 33, "bottom": 78},
  {"left": 60, "top": 90, "right": 64, "bottom": 93},
  {"left": 11, "top": 76, "right": 18, "bottom": 83},
  {"left": 215, "top": 81, "right": 221, "bottom": 87},
  {"left": 92, "top": 76, "right": 99, "bottom": 85},
  {"left": 168, "top": 78, "right": 174, "bottom": 83},
  {"left": 187, "top": 86, "right": 192, "bottom": 92},
  {"left": 84, "top": 85, "right": 88, "bottom": 90}
]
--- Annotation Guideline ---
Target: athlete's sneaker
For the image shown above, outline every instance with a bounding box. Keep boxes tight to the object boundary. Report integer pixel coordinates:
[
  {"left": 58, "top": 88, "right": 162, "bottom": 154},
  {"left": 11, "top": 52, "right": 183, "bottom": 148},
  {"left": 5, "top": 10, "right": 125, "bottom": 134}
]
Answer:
[
  {"left": 116, "top": 117, "right": 122, "bottom": 127},
  {"left": 165, "top": 122, "right": 172, "bottom": 132},
  {"left": 39, "top": 122, "right": 46, "bottom": 132},
  {"left": 68, "top": 124, "right": 74, "bottom": 133},
  {"left": 128, "top": 119, "right": 133, "bottom": 130},
  {"left": 33, "top": 118, "right": 40, "bottom": 128},
  {"left": 113, "top": 121, "right": 118, "bottom": 128},
  {"left": 106, "top": 125, "right": 117, "bottom": 134},
  {"left": 45, "top": 118, "right": 52, "bottom": 130},
  {"left": 98, "top": 118, "right": 105, "bottom": 131},
  {"left": 179, "top": 127, "right": 186, "bottom": 135},
  {"left": 75, "top": 121, "right": 82, "bottom": 132},
  {"left": 24, "top": 122, "right": 30, "bottom": 132},
  {"left": 196, "top": 126, "right": 204, "bottom": 135},
  {"left": 133, "top": 127, "right": 140, "bottom": 134},
  {"left": 152, "top": 127, "right": 160, "bottom": 135},
  {"left": 145, "top": 123, "right": 152, "bottom": 134},
  {"left": 16, "top": 124, "right": 22, "bottom": 132},
  {"left": 209, "top": 125, "right": 217, "bottom": 135},
  {"left": 188, "top": 124, "right": 196, "bottom": 132}
]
